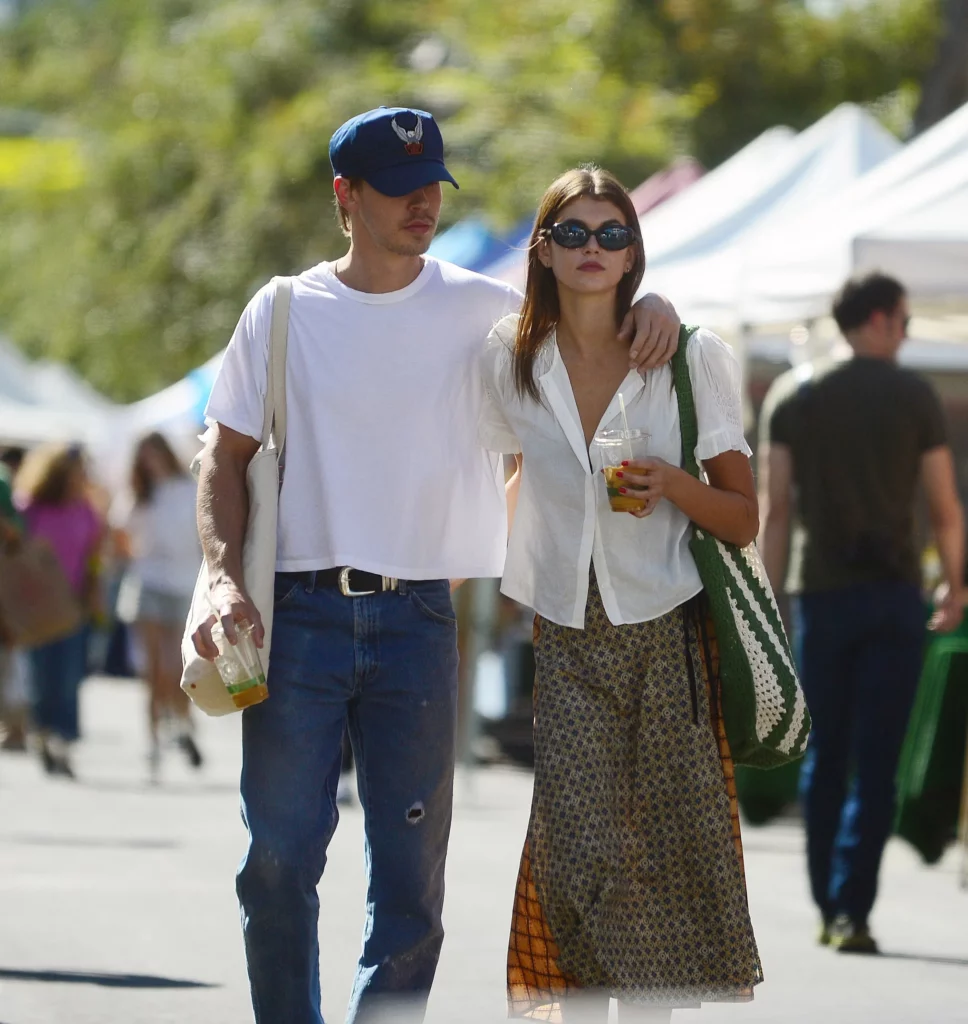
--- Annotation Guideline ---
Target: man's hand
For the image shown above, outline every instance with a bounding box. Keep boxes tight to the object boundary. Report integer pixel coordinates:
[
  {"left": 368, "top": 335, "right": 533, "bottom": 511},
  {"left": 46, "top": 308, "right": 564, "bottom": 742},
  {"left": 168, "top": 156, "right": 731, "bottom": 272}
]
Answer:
[
  {"left": 192, "top": 575, "right": 264, "bottom": 660},
  {"left": 929, "top": 581, "right": 964, "bottom": 634},
  {"left": 619, "top": 293, "right": 681, "bottom": 371}
]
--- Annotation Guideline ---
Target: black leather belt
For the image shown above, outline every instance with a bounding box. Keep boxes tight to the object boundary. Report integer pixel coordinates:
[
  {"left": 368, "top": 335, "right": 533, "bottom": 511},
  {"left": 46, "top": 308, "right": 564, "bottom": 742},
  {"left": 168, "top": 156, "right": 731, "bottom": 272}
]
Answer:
[{"left": 316, "top": 567, "right": 400, "bottom": 597}]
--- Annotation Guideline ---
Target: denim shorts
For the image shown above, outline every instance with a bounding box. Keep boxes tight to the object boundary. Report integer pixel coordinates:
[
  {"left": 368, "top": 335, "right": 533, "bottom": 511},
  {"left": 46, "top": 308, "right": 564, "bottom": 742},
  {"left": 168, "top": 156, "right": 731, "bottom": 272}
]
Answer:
[{"left": 116, "top": 573, "right": 191, "bottom": 627}]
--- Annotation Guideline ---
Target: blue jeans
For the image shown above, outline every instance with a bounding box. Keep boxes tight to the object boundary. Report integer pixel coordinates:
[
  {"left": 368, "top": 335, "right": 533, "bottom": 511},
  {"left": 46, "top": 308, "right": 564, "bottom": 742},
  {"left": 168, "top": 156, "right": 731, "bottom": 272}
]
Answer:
[
  {"left": 30, "top": 626, "right": 88, "bottom": 741},
  {"left": 794, "top": 582, "right": 925, "bottom": 924},
  {"left": 236, "top": 572, "right": 460, "bottom": 1024}
]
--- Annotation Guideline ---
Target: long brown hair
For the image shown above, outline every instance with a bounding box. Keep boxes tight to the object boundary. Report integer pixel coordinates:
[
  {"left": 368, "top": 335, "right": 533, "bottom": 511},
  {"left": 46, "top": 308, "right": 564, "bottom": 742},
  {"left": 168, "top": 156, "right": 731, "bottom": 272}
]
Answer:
[
  {"left": 513, "top": 165, "right": 646, "bottom": 402},
  {"left": 14, "top": 443, "right": 84, "bottom": 507},
  {"left": 132, "top": 432, "right": 185, "bottom": 504}
]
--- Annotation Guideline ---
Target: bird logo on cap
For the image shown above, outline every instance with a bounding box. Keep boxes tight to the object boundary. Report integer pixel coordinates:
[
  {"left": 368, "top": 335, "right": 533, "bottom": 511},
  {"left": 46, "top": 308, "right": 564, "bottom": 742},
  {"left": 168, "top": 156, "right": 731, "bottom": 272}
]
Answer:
[{"left": 391, "top": 114, "right": 424, "bottom": 156}]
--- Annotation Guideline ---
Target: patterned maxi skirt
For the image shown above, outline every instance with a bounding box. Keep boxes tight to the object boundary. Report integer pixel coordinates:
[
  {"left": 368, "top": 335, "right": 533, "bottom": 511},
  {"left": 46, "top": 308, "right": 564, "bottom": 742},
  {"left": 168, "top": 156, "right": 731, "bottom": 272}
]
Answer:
[{"left": 507, "top": 576, "right": 764, "bottom": 1018}]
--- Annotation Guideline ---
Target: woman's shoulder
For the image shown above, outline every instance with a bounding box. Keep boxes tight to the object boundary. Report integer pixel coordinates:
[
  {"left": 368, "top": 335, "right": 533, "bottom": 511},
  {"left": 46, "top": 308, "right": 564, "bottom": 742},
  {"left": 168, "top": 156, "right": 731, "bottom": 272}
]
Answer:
[
  {"left": 685, "top": 327, "right": 741, "bottom": 380},
  {"left": 685, "top": 326, "right": 735, "bottom": 360},
  {"left": 481, "top": 313, "right": 518, "bottom": 380},
  {"left": 485, "top": 312, "right": 520, "bottom": 351}
]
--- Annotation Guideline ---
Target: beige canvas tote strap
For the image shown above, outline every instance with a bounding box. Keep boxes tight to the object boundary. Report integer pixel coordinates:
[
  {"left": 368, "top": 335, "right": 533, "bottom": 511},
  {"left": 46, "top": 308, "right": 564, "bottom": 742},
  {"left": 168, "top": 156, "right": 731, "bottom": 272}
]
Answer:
[{"left": 261, "top": 276, "right": 292, "bottom": 452}]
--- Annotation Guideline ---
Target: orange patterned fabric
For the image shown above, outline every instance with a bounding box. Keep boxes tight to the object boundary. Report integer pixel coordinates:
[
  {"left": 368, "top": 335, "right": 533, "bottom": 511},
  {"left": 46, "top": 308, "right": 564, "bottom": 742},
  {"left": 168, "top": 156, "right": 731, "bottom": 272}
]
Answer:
[
  {"left": 506, "top": 586, "right": 761, "bottom": 1018},
  {"left": 507, "top": 840, "right": 574, "bottom": 1021},
  {"left": 701, "top": 613, "right": 747, "bottom": 880}
]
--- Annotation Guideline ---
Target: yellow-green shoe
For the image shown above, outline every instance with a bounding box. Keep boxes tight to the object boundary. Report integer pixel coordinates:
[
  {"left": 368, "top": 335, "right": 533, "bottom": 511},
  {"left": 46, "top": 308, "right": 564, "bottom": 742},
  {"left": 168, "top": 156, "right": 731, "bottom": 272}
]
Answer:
[
  {"left": 817, "top": 919, "right": 833, "bottom": 946},
  {"left": 828, "top": 915, "right": 879, "bottom": 954}
]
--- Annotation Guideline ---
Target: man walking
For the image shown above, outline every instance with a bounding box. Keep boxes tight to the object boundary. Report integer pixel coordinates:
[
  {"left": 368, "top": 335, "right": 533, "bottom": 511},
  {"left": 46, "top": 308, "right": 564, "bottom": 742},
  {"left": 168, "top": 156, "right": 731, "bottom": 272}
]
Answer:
[
  {"left": 759, "top": 272, "right": 965, "bottom": 954},
  {"left": 192, "top": 106, "right": 680, "bottom": 1023}
]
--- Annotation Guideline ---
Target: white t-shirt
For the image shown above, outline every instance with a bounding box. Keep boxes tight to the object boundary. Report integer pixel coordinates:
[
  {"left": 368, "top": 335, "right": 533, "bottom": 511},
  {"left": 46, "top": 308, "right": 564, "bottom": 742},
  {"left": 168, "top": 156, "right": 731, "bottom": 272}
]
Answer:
[
  {"left": 112, "top": 476, "right": 202, "bottom": 597},
  {"left": 206, "top": 257, "right": 520, "bottom": 579},
  {"left": 479, "top": 316, "right": 752, "bottom": 628}
]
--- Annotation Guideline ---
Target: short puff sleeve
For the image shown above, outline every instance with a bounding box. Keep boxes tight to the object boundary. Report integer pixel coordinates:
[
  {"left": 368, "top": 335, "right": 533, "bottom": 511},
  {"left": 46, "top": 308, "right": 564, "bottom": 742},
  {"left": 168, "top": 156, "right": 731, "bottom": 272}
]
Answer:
[
  {"left": 686, "top": 329, "right": 752, "bottom": 462},
  {"left": 479, "top": 314, "right": 523, "bottom": 455}
]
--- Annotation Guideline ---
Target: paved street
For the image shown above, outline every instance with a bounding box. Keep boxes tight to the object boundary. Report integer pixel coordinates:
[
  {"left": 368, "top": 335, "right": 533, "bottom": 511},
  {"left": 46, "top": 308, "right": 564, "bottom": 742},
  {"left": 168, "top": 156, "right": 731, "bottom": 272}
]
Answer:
[{"left": 1, "top": 676, "right": 967, "bottom": 1024}]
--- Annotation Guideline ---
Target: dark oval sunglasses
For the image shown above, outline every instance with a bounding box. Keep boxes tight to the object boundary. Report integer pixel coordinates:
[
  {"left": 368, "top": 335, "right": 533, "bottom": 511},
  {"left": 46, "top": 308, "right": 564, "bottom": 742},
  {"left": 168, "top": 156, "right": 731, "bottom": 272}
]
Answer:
[{"left": 549, "top": 219, "right": 637, "bottom": 251}]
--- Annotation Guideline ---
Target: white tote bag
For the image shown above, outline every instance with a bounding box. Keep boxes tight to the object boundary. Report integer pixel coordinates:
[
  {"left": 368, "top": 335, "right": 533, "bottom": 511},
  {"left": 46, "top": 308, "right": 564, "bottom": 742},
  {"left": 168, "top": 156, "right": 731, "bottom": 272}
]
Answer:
[{"left": 180, "top": 277, "right": 291, "bottom": 716}]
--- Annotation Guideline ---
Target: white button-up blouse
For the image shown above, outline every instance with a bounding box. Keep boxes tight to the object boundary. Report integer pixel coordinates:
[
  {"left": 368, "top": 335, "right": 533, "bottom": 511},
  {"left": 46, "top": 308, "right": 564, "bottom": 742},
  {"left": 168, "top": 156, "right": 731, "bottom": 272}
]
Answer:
[{"left": 479, "top": 314, "right": 752, "bottom": 629}]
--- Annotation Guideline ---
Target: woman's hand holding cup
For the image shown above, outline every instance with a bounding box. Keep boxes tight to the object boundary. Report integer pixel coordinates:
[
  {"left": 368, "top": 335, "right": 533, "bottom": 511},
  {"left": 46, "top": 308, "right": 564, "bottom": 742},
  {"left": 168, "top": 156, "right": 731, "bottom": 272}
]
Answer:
[{"left": 610, "top": 456, "right": 678, "bottom": 518}]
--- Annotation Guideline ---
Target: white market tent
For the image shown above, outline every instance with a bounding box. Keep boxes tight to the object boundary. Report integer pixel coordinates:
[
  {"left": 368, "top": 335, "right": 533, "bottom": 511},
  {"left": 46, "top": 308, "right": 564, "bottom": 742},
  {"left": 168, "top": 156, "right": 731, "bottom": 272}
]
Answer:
[
  {"left": 0, "top": 338, "right": 116, "bottom": 447},
  {"left": 636, "top": 104, "right": 902, "bottom": 328},
  {"left": 854, "top": 175, "right": 968, "bottom": 297},
  {"left": 0, "top": 336, "right": 213, "bottom": 486},
  {"left": 739, "top": 100, "right": 968, "bottom": 325},
  {"left": 636, "top": 125, "right": 796, "bottom": 267},
  {"left": 117, "top": 350, "right": 222, "bottom": 442}
]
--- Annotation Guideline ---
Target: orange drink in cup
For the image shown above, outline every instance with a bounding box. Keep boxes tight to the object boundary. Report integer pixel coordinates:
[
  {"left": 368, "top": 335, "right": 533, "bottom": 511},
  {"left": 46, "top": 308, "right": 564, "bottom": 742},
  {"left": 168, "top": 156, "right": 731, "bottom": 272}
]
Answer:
[
  {"left": 594, "top": 429, "right": 651, "bottom": 513},
  {"left": 210, "top": 620, "right": 269, "bottom": 709}
]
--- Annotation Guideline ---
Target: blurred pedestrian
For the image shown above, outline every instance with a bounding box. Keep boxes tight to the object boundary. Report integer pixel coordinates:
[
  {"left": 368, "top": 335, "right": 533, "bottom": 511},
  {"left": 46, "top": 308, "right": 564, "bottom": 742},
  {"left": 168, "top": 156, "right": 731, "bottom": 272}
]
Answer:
[
  {"left": 15, "top": 444, "right": 103, "bottom": 778},
  {"left": 190, "top": 107, "right": 680, "bottom": 1024},
  {"left": 479, "top": 167, "right": 762, "bottom": 1022},
  {"left": 0, "top": 447, "right": 30, "bottom": 751},
  {"left": 759, "top": 272, "right": 965, "bottom": 954},
  {"left": 112, "top": 433, "right": 203, "bottom": 779}
]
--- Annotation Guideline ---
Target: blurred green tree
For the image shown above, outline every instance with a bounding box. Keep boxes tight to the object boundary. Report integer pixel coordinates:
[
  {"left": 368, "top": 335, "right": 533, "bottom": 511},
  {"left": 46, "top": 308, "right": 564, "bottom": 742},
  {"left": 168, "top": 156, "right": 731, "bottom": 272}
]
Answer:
[
  {"left": 914, "top": 0, "right": 968, "bottom": 132},
  {"left": 645, "top": 0, "right": 939, "bottom": 166},
  {"left": 0, "top": 0, "right": 941, "bottom": 399}
]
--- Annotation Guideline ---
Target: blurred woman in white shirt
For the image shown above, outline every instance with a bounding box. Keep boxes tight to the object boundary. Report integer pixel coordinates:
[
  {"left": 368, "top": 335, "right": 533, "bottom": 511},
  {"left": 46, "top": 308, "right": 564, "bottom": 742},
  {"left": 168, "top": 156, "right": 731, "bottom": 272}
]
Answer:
[
  {"left": 480, "top": 167, "right": 763, "bottom": 1023},
  {"left": 113, "top": 433, "right": 202, "bottom": 779}
]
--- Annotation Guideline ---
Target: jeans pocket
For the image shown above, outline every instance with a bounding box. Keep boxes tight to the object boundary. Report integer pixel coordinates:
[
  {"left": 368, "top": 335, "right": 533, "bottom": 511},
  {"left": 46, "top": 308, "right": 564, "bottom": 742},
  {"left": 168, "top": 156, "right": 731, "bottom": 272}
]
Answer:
[
  {"left": 409, "top": 586, "right": 457, "bottom": 627},
  {"left": 273, "top": 575, "right": 302, "bottom": 609}
]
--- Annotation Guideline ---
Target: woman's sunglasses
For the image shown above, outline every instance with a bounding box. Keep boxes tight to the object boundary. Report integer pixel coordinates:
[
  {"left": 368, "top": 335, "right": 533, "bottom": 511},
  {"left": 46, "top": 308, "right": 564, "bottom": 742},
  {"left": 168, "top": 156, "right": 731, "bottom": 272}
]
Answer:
[{"left": 548, "top": 219, "right": 637, "bottom": 251}]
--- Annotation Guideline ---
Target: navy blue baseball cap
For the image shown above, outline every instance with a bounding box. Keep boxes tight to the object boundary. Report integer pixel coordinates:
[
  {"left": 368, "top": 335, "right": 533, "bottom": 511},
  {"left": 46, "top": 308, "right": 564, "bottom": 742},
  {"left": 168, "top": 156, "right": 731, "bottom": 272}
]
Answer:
[{"left": 329, "top": 106, "right": 459, "bottom": 198}]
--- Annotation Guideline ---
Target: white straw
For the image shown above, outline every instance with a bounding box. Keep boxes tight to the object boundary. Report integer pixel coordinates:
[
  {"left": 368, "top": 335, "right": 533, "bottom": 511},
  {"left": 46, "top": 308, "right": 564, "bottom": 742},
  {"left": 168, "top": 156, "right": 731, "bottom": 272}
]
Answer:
[{"left": 618, "top": 392, "right": 632, "bottom": 461}]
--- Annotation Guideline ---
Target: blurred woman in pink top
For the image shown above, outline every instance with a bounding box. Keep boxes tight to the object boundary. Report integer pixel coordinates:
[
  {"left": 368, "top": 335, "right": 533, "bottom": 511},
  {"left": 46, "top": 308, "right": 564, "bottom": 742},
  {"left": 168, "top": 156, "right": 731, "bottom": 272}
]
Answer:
[{"left": 16, "top": 444, "right": 102, "bottom": 778}]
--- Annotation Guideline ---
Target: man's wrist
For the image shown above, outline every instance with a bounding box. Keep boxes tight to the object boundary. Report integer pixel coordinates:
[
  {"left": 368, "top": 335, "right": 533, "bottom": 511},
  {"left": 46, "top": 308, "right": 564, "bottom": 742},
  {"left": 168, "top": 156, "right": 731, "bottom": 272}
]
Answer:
[
  {"left": 210, "top": 566, "right": 245, "bottom": 590},
  {"left": 635, "top": 291, "right": 676, "bottom": 317}
]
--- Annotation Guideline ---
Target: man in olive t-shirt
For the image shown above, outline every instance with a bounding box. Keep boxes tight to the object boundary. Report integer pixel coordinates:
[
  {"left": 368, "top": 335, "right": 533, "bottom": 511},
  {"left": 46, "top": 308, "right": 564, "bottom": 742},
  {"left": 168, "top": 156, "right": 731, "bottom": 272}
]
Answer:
[{"left": 760, "top": 273, "right": 964, "bottom": 954}]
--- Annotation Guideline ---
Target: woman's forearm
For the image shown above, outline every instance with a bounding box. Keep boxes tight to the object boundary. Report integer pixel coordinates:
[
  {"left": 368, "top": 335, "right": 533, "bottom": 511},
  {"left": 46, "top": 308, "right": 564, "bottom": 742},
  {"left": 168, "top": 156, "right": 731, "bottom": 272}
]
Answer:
[{"left": 665, "top": 467, "right": 758, "bottom": 548}]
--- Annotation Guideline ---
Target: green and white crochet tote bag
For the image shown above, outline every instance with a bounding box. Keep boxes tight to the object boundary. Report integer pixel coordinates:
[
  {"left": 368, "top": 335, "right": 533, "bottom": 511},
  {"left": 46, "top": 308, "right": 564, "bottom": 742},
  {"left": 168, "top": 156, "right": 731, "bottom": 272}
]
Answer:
[{"left": 671, "top": 327, "right": 811, "bottom": 769}]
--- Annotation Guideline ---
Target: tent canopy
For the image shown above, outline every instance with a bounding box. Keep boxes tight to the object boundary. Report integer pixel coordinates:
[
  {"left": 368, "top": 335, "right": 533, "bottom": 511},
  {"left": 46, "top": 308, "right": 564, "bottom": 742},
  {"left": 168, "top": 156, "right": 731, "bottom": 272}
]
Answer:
[
  {"left": 739, "top": 101, "right": 968, "bottom": 325},
  {"left": 638, "top": 126, "right": 796, "bottom": 267},
  {"left": 426, "top": 218, "right": 508, "bottom": 272},
  {"left": 636, "top": 104, "right": 903, "bottom": 327},
  {"left": 0, "top": 338, "right": 115, "bottom": 446},
  {"left": 628, "top": 157, "right": 705, "bottom": 217}
]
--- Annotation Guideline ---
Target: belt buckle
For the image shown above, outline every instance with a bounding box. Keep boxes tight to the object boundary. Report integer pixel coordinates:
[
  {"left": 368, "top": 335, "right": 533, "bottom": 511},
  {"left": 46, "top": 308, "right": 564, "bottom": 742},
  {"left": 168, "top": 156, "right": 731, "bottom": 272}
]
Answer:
[{"left": 338, "top": 567, "right": 376, "bottom": 598}]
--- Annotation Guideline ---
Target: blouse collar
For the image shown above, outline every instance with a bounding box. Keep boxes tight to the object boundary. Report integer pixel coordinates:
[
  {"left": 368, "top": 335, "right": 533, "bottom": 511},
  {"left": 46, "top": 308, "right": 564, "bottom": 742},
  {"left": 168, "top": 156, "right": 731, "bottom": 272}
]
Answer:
[{"left": 537, "top": 331, "right": 646, "bottom": 475}]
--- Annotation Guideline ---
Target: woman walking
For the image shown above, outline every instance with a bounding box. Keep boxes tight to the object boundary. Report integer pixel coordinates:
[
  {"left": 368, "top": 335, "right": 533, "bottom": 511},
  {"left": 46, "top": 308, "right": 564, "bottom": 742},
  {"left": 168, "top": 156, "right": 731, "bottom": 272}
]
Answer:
[
  {"left": 16, "top": 444, "right": 102, "bottom": 778},
  {"left": 479, "top": 166, "right": 763, "bottom": 1021},
  {"left": 113, "top": 432, "right": 202, "bottom": 778}
]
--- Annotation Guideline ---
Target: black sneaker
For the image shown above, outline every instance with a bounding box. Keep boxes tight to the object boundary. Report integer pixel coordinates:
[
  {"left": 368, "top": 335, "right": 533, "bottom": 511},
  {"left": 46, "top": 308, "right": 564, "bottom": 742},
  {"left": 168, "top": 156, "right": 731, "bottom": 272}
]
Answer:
[
  {"left": 829, "top": 914, "right": 878, "bottom": 954},
  {"left": 178, "top": 734, "right": 203, "bottom": 769}
]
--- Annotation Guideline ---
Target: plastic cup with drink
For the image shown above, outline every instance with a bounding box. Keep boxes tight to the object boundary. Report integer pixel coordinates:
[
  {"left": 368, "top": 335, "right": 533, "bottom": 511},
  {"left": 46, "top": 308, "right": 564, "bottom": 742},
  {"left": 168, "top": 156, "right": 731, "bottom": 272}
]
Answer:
[
  {"left": 594, "top": 426, "right": 651, "bottom": 513},
  {"left": 209, "top": 620, "right": 269, "bottom": 710}
]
